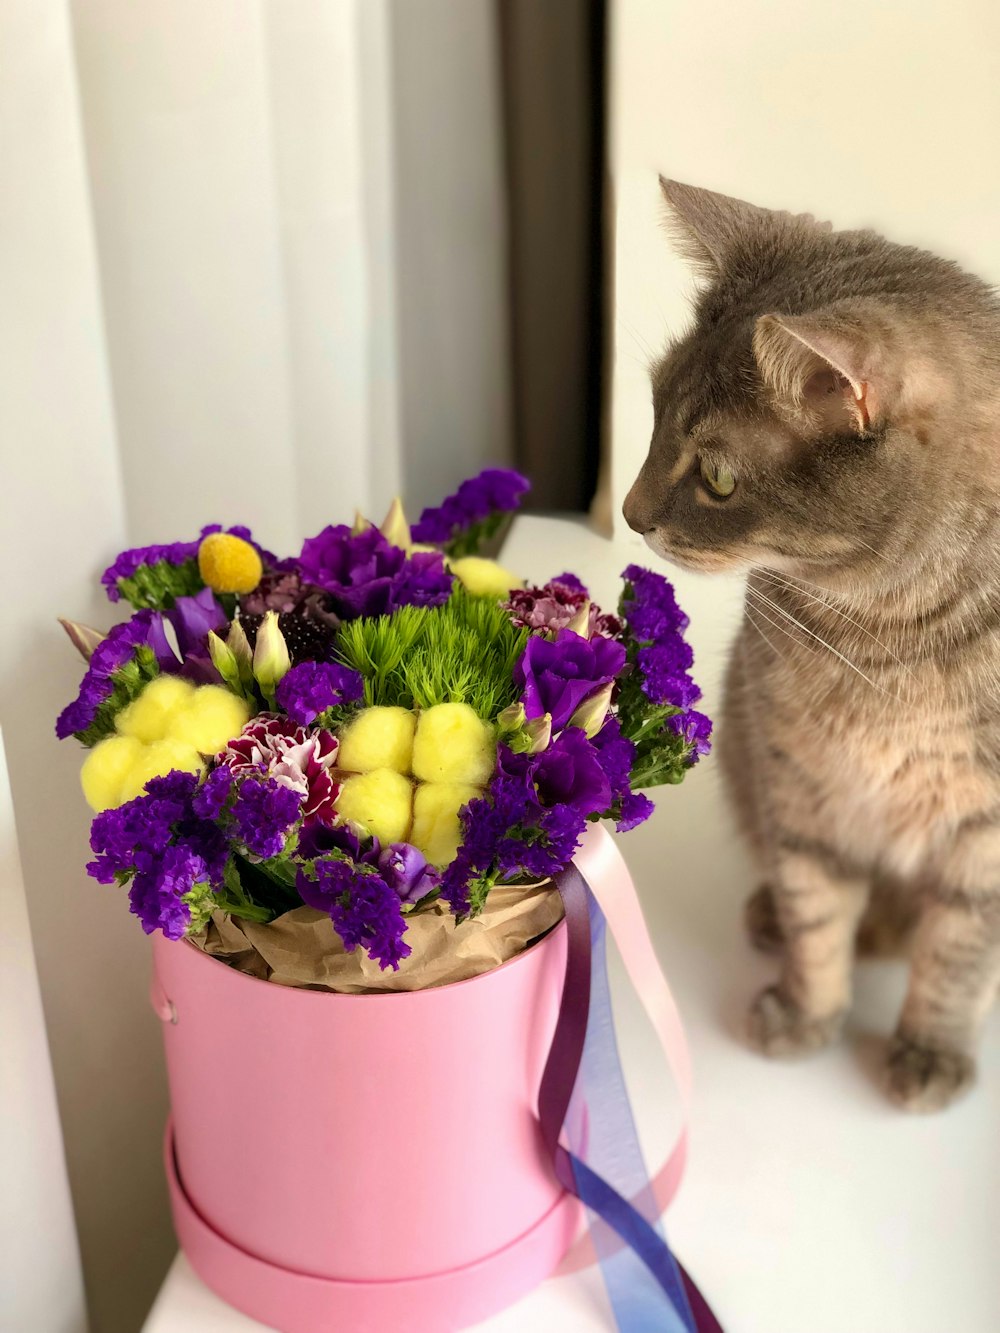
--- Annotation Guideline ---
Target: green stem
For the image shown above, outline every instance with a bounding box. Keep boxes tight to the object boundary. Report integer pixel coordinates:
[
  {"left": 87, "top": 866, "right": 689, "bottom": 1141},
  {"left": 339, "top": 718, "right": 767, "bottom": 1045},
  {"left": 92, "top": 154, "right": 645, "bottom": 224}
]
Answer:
[{"left": 218, "top": 896, "right": 273, "bottom": 924}]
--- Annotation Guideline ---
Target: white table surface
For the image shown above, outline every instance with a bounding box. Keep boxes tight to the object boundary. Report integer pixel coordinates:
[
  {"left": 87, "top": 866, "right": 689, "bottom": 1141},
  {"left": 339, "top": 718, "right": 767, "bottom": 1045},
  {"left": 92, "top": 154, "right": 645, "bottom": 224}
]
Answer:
[{"left": 144, "top": 515, "right": 1000, "bottom": 1333}]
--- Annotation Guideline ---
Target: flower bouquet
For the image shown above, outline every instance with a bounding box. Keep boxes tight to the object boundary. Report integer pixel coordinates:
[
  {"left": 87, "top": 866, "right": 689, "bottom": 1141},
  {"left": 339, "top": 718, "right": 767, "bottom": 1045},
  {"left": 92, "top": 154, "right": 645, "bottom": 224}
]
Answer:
[{"left": 57, "top": 470, "right": 715, "bottom": 1333}]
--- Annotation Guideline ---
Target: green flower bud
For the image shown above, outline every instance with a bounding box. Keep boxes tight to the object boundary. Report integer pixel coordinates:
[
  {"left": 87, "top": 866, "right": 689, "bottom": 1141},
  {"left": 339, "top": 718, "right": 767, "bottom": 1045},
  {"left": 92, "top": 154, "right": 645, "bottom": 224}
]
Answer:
[
  {"left": 567, "top": 682, "right": 613, "bottom": 738},
  {"left": 252, "top": 611, "right": 291, "bottom": 700}
]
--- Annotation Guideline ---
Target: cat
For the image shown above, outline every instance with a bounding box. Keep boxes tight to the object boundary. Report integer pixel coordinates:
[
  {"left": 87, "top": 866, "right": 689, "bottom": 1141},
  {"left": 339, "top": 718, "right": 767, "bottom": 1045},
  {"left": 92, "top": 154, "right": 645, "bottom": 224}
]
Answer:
[{"left": 624, "top": 179, "right": 1000, "bottom": 1112}]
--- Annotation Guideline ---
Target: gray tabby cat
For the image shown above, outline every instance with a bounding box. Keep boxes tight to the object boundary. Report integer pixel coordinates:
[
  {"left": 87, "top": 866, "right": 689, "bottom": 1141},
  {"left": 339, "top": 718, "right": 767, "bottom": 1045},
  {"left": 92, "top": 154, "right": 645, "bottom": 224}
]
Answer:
[{"left": 624, "top": 179, "right": 1000, "bottom": 1112}]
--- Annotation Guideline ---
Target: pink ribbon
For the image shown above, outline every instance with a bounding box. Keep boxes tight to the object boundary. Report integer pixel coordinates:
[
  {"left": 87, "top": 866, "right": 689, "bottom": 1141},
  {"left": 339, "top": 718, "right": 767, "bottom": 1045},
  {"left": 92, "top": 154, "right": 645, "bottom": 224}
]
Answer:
[{"left": 556, "top": 822, "right": 692, "bottom": 1276}]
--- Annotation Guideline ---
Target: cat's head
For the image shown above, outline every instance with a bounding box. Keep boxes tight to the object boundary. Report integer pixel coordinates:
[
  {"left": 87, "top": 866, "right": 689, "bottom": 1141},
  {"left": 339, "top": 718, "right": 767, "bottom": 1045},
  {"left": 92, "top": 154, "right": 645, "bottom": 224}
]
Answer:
[{"left": 623, "top": 180, "right": 999, "bottom": 583}]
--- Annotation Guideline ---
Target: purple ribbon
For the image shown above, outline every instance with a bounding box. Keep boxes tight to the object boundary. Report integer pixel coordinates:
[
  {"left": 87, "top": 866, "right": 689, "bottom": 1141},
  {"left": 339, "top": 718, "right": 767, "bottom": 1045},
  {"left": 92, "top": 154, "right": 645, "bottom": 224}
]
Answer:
[{"left": 542, "top": 863, "right": 724, "bottom": 1333}]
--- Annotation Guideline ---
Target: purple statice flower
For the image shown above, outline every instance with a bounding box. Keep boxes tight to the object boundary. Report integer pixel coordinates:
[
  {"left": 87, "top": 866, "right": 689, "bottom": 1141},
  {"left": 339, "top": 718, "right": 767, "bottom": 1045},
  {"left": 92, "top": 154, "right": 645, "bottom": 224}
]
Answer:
[
  {"left": 377, "top": 843, "right": 440, "bottom": 906},
  {"left": 412, "top": 468, "right": 530, "bottom": 545},
  {"left": 127, "top": 845, "right": 213, "bottom": 940},
  {"left": 635, "top": 639, "right": 700, "bottom": 710},
  {"left": 55, "top": 612, "right": 158, "bottom": 739},
  {"left": 275, "top": 661, "right": 364, "bottom": 727},
  {"left": 439, "top": 746, "right": 588, "bottom": 915},
  {"left": 298, "top": 525, "right": 452, "bottom": 619},
  {"left": 514, "top": 629, "right": 626, "bottom": 732},
  {"left": 87, "top": 770, "right": 229, "bottom": 937},
  {"left": 670, "top": 708, "right": 713, "bottom": 759},
  {"left": 102, "top": 525, "right": 258, "bottom": 604},
  {"left": 297, "top": 857, "right": 411, "bottom": 970},
  {"left": 191, "top": 764, "right": 235, "bottom": 819},
  {"left": 230, "top": 776, "right": 303, "bottom": 859},
  {"left": 505, "top": 576, "right": 622, "bottom": 639},
  {"left": 590, "top": 717, "right": 654, "bottom": 832},
  {"left": 620, "top": 564, "right": 690, "bottom": 641}
]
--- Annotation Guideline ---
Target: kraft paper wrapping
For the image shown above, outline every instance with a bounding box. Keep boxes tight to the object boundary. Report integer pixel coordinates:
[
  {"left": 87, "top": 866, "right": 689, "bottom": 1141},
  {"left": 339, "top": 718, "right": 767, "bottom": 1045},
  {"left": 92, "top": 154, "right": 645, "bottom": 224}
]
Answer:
[{"left": 189, "top": 883, "right": 564, "bottom": 994}]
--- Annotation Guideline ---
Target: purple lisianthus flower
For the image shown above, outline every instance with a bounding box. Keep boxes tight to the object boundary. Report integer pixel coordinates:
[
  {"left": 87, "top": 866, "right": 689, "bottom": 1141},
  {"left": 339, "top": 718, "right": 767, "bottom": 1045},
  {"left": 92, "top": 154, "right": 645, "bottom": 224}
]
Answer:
[
  {"left": 530, "top": 726, "right": 611, "bottom": 817},
  {"left": 514, "top": 629, "right": 626, "bottom": 731},
  {"left": 167, "top": 587, "right": 228, "bottom": 659},
  {"left": 230, "top": 776, "right": 302, "bottom": 859},
  {"left": 377, "top": 843, "right": 440, "bottom": 906},
  {"left": 412, "top": 468, "right": 530, "bottom": 545},
  {"left": 56, "top": 612, "right": 158, "bottom": 739},
  {"left": 298, "top": 525, "right": 452, "bottom": 619},
  {"left": 275, "top": 661, "right": 364, "bottom": 726},
  {"left": 297, "top": 858, "right": 411, "bottom": 970}
]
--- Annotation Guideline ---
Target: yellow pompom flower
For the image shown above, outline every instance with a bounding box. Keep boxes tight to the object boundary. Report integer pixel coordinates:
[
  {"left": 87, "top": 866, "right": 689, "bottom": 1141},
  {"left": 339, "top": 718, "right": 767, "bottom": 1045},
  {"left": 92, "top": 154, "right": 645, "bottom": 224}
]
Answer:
[
  {"left": 80, "top": 735, "right": 145, "bottom": 812},
  {"left": 449, "top": 556, "right": 523, "bottom": 600},
  {"left": 169, "top": 685, "right": 251, "bottom": 755},
  {"left": 115, "top": 675, "right": 196, "bottom": 744},
  {"left": 80, "top": 678, "right": 252, "bottom": 811},
  {"left": 411, "top": 703, "right": 495, "bottom": 786},
  {"left": 197, "top": 531, "right": 263, "bottom": 595},
  {"left": 336, "top": 769, "right": 414, "bottom": 845},
  {"left": 117, "top": 739, "right": 205, "bottom": 804},
  {"left": 337, "top": 706, "right": 416, "bottom": 775},
  {"left": 410, "top": 783, "right": 479, "bottom": 866}
]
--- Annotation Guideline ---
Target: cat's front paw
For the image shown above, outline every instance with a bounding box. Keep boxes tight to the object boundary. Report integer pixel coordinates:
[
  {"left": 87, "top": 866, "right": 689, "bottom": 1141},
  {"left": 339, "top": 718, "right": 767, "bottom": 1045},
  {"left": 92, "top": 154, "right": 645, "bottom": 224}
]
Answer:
[
  {"left": 744, "top": 884, "right": 783, "bottom": 954},
  {"left": 746, "top": 986, "right": 845, "bottom": 1058},
  {"left": 885, "top": 1035, "right": 976, "bottom": 1113}
]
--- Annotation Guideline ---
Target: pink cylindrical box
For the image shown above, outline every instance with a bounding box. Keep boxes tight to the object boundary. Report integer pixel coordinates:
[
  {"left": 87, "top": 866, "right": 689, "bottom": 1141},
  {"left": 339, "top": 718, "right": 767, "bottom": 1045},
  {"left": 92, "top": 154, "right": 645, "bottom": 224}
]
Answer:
[{"left": 152, "top": 919, "right": 580, "bottom": 1333}]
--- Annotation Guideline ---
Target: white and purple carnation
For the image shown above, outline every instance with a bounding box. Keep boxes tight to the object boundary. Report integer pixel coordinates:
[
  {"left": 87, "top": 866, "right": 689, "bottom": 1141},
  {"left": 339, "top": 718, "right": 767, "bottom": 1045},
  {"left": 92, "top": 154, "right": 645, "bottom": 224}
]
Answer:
[{"left": 224, "top": 715, "right": 341, "bottom": 825}]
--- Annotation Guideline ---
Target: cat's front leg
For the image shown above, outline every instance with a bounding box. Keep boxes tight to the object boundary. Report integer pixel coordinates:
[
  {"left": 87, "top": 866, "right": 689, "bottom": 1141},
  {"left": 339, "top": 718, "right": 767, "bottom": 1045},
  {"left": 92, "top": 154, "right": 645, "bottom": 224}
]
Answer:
[
  {"left": 747, "top": 840, "right": 868, "bottom": 1057},
  {"left": 886, "top": 881, "right": 1000, "bottom": 1112}
]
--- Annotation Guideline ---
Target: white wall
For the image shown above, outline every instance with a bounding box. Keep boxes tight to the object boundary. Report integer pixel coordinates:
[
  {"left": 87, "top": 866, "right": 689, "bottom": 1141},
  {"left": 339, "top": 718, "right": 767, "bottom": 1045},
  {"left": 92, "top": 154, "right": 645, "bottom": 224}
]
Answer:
[
  {"left": 4, "top": 2, "right": 511, "bottom": 1330},
  {"left": 608, "top": 0, "right": 1000, "bottom": 537},
  {"left": 0, "top": 733, "right": 88, "bottom": 1331}
]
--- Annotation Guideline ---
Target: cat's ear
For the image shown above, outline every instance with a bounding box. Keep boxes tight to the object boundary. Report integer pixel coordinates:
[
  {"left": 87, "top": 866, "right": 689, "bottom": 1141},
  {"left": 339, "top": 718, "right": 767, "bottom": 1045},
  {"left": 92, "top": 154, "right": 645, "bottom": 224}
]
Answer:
[
  {"left": 659, "top": 178, "right": 832, "bottom": 278},
  {"left": 753, "top": 307, "right": 884, "bottom": 433}
]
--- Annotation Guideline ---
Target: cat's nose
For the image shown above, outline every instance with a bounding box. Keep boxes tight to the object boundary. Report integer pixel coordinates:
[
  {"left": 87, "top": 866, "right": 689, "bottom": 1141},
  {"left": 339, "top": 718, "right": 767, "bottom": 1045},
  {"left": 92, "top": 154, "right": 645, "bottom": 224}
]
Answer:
[{"left": 622, "top": 481, "right": 651, "bottom": 534}]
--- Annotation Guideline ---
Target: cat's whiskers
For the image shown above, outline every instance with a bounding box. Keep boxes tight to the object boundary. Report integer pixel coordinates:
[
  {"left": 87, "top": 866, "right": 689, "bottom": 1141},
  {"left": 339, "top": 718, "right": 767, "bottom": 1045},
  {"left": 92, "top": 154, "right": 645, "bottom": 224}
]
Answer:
[
  {"left": 746, "top": 584, "right": 894, "bottom": 697},
  {"left": 745, "top": 588, "right": 820, "bottom": 658},
  {"left": 756, "top": 568, "right": 917, "bottom": 679}
]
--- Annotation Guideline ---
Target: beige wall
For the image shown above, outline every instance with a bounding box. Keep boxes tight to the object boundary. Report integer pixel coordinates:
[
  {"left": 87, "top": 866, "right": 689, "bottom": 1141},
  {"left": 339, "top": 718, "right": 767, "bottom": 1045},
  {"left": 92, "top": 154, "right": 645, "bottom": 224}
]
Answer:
[{"left": 608, "top": 0, "right": 1000, "bottom": 536}]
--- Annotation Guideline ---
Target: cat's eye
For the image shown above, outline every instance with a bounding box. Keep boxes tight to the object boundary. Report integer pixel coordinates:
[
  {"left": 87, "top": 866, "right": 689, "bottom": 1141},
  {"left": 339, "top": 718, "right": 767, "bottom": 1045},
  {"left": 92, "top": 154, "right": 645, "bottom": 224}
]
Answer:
[{"left": 699, "top": 459, "right": 736, "bottom": 498}]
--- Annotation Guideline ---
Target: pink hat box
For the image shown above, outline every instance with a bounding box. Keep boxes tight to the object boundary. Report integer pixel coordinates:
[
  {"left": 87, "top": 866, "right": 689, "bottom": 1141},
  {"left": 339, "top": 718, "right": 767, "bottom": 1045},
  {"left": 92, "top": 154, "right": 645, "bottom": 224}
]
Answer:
[{"left": 151, "top": 915, "right": 580, "bottom": 1333}]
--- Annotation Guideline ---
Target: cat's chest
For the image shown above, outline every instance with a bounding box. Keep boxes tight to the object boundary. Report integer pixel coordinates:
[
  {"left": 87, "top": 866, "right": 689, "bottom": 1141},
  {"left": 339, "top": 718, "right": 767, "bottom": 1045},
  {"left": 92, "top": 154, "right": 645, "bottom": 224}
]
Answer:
[{"left": 752, "top": 650, "right": 997, "bottom": 873}]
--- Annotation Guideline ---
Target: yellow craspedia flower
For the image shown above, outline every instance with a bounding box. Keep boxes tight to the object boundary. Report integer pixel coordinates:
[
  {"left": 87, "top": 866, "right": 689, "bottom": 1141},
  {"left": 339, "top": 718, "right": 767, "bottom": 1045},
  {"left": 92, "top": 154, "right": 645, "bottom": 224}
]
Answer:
[
  {"left": 449, "top": 556, "right": 523, "bottom": 600},
  {"left": 197, "top": 531, "right": 263, "bottom": 595},
  {"left": 410, "top": 782, "right": 479, "bottom": 867},
  {"left": 336, "top": 769, "right": 413, "bottom": 845},
  {"left": 337, "top": 706, "right": 416, "bottom": 775},
  {"left": 115, "top": 675, "right": 196, "bottom": 744},
  {"left": 411, "top": 703, "right": 495, "bottom": 786},
  {"left": 81, "top": 735, "right": 145, "bottom": 812},
  {"left": 117, "top": 739, "right": 205, "bottom": 804},
  {"left": 169, "top": 685, "right": 251, "bottom": 756}
]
